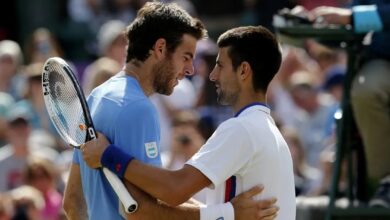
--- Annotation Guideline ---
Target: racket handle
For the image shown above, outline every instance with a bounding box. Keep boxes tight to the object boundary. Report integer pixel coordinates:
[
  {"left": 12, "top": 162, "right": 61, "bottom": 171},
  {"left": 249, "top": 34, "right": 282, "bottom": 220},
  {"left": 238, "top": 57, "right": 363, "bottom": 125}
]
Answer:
[{"left": 102, "top": 167, "right": 138, "bottom": 213}]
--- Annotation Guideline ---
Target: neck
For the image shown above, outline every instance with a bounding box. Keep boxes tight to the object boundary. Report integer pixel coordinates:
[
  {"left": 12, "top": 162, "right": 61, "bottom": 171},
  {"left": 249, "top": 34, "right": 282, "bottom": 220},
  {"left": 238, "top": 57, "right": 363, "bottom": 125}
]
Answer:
[
  {"left": 232, "top": 91, "right": 267, "bottom": 114},
  {"left": 124, "top": 61, "right": 155, "bottom": 96}
]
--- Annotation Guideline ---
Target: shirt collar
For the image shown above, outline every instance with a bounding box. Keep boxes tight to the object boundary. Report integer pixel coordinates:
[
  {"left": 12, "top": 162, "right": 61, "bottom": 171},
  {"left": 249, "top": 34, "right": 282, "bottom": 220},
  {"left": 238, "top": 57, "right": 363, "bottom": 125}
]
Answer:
[{"left": 234, "top": 102, "right": 270, "bottom": 117}]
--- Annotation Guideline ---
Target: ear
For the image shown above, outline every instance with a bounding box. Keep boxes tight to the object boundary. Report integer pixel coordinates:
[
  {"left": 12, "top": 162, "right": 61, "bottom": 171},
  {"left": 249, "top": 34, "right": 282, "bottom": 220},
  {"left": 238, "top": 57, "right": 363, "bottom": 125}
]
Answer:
[
  {"left": 152, "top": 38, "right": 167, "bottom": 59},
  {"left": 239, "top": 61, "right": 251, "bottom": 80}
]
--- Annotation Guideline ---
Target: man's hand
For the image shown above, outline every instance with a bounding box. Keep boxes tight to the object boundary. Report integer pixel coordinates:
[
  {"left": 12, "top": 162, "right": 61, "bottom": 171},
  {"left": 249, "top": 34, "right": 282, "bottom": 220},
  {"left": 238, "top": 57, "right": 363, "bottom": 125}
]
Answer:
[
  {"left": 232, "top": 185, "right": 278, "bottom": 220},
  {"left": 310, "top": 6, "right": 352, "bottom": 25},
  {"left": 81, "top": 132, "right": 111, "bottom": 168}
]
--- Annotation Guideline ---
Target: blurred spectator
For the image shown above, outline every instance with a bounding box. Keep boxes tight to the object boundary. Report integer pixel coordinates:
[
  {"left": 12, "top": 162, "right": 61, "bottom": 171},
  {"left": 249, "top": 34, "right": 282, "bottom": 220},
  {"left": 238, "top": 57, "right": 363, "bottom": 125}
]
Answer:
[
  {"left": 150, "top": 77, "right": 197, "bottom": 152},
  {"left": 322, "top": 65, "right": 345, "bottom": 137},
  {"left": 289, "top": 71, "right": 334, "bottom": 169},
  {"left": 268, "top": 46, "right": 317, "bottom": 128},
  {"left": 66, "top": 0, "right": 133, "bottom": 60},
  {"left": 9, "top": 185, "right": 44, "bottom": 220},
  {"left": 323, "top": 65, "right": 345, "bottom": 102},
  {"left": 0, "top": 110, "right": 58, "bottom": 192},
  {"left": 67, "top": 0, "right": 105, "bottom": 32},
  {"left": 161, "top": 110, "right": 204, "bottom": 169},
  {"left": 82, "top": 20, "right": 126, "bottom": 91},
  {"left": 24, "top": 157, "right": 62, "bottom": 220},
  {"left": 24, "top": 28, "right": 63, "bottom": 64},
  {"left": 281, "top": 127, "right": 321, "bottom": 196},
  {"left": 192, "top": 39, "right": 218, "bottom": 93},
  {"left": 82, "top": 57, "right": 121, "bottom": 95},
  {"left": 161, "top": 110, "right": 206, "bottom": 202},
  {"left": 304, "top": 39, "right": 346, "bottom": 84},
  {"left": 96, "top": 20, "right": 127, "bottom": 65},
  {"left": 0, "top": 116, "right": 31, "bottom": 191},
  {"left": 0, "top": 40, "right": 25, "bottom": 101},
  {"left": 0, "top": 93, "right": 14, "bottom": 146}
]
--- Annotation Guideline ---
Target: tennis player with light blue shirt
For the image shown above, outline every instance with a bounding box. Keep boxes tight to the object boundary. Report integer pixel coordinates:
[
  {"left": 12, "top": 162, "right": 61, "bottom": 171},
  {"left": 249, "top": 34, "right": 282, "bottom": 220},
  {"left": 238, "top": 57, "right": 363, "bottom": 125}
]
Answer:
[{"left": 73, "top": 73, "right": 161, "bottom": 219}]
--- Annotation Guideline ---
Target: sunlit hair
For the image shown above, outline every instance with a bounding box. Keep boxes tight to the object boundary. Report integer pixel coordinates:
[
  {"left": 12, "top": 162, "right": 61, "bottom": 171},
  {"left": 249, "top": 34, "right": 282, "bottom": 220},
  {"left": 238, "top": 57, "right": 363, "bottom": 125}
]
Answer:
[{"left": 125, "top": 2, "right": 207, "bottom": 62}]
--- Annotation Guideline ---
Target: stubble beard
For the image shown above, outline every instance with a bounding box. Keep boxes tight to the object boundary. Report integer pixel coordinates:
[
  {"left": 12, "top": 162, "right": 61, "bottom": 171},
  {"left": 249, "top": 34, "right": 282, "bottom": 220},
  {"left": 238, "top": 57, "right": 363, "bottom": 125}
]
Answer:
[
  {"left": 152, "top": 57, "right": 176, "bottom": 95},
  {"left": 217, "top": 88, "right": 239, "bottom": 106}
]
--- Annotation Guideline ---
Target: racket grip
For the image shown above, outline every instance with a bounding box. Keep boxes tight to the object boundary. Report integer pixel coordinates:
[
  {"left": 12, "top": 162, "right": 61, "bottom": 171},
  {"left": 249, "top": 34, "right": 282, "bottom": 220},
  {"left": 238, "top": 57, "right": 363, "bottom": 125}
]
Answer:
[{"left": 102, "top": 167, "right": 138, "bottom": 213}]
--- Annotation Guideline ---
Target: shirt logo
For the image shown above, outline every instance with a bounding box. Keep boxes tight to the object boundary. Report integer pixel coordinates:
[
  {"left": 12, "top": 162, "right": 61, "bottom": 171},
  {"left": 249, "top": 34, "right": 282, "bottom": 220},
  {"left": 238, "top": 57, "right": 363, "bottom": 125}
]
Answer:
[
  {"left": 216, "top": 217, "right": 224, "bottom": 220},
  {"left": 145, "top": 142, "right": 158, "bottom": 158}
]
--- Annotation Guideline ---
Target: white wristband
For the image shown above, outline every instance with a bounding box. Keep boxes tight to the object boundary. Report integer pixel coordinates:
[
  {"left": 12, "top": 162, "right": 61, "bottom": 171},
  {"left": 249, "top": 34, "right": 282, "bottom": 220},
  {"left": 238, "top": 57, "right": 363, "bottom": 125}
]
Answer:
[{"left": 200, "top": 202, "right": 234, "bottom": 220}]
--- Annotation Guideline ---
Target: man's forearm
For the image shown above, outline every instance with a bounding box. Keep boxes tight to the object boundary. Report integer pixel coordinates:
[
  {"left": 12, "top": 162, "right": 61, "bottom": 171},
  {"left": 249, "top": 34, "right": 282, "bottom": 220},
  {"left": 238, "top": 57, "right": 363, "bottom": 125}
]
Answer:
[
  {"left": 129, "top": 200, "right": 200, "bottom": 220},
  {"left": 124, "top": 181, "right": 200, "bottom": 220},
  {"left": 123, "top": 160, "right": 210, "bottom": 206}
]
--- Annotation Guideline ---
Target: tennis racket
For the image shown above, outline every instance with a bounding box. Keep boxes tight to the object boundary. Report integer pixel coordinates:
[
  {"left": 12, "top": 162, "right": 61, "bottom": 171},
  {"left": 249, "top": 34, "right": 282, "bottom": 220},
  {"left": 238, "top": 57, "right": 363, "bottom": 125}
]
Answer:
[{"left": 41, "top": 57, "right": 138, "bottom": 213}]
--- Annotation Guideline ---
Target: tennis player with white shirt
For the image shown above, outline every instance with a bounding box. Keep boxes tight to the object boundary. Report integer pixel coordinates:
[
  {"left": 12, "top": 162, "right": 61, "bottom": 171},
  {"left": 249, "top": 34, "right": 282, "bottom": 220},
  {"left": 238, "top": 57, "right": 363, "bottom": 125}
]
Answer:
[{"left": 82, "top": 25, "right": 295, "bottom": 220}]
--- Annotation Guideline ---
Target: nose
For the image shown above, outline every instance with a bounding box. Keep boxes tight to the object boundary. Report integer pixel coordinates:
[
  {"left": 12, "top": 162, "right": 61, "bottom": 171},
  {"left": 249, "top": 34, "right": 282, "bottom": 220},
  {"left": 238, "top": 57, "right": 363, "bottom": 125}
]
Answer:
[
  {"left": 184, "top": 64, "right": 195, "bottom": 76},
  {"left": 209, "top": 67, "right": 217, "bottom": 82}
]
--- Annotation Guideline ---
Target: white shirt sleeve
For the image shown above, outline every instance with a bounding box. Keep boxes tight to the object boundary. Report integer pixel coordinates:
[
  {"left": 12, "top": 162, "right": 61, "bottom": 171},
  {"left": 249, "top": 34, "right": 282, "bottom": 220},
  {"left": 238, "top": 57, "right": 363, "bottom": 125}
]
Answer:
[{"left": 186, "top": 119, "right": 256, "bottom": 187}]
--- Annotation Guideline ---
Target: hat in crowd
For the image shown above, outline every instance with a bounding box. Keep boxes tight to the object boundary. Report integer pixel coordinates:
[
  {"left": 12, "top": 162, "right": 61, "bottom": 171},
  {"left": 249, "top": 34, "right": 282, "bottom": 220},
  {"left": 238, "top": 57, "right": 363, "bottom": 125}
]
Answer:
[
  {"left": 97, "top": 20, "right": 126, "bottom": 55},
  {"left": 0, "top": 40, "right": 23, "bottom": 65},
  {"left": 6, "top": 103, "right": 32, "bottom": 125},
  {"left": 323, "top": 65, "right": 345, "bottom": 91},
  {"left": 289, "top": 71, "right": 316, "bottom": 89}
]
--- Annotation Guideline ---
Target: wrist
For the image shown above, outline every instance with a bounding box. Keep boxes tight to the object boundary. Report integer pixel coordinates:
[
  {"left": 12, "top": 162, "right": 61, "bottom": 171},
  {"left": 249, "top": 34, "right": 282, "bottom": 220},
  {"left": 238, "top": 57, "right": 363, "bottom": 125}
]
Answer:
[
  {"left": 101, "top": 144, "right": 134, "bottom": 178},
  {"left": 200, "top": 202, "right": 234, "bottom": 220}
]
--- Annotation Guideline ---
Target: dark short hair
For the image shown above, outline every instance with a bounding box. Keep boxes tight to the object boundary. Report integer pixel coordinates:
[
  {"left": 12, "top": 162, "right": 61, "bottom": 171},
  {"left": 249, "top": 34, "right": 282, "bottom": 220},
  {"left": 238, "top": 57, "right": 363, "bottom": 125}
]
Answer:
[
  {"left": 217, "top": 26, "right": 282, "bottom": 92},
  {"left": 125, "top": 2, "right": 207, "bottom": 62}
]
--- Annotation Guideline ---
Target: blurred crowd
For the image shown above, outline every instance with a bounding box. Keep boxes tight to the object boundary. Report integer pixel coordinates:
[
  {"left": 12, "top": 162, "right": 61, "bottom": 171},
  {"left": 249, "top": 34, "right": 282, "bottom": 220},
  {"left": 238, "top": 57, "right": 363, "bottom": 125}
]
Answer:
[{"left": 0, "top": 0, "right": 352, "bottom": 219}]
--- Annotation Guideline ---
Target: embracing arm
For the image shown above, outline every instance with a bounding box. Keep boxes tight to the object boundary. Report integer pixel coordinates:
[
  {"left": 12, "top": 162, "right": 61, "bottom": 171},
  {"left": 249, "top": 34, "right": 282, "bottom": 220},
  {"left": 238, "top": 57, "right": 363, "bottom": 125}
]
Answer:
[
  {"left": 81, "top": 133, "right": 279, "bottom": 219},
  {"left": 63, "top": 163, "right": 88, "bottom": 220},
  {"left": 82, "top": 132, "right": 210, "bottom": 206},
  {"left": 123, "top": 181, "right": 200, "bottom": 220},
  {"left": 126, "top": 181, "right": 278, "bottom": 220},
  {"left": 125, "top": 161, "right": 210, "bottom": 206}
]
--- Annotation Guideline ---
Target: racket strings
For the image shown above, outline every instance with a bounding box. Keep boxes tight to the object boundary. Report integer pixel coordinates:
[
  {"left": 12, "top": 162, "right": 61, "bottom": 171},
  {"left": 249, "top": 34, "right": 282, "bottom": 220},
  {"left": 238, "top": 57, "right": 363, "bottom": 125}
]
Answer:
[{"left": 43, "top": 62, "right": 87, "bottom": 146}]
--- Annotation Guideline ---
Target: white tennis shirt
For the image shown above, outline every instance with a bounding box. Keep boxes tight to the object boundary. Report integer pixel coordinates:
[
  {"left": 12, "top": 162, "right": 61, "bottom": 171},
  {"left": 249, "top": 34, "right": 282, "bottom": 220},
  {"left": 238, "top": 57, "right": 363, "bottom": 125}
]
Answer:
[{"left": 187, "top": 104, "right": 296, "bottom": 220}]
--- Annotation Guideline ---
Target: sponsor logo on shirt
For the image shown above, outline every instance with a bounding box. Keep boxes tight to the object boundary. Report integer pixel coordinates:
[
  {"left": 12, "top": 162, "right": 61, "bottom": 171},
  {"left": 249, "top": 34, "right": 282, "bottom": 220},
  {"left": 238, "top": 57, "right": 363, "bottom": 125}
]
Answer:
[{"left": 145, "top": 142, "right": 158, "bottom": 158}]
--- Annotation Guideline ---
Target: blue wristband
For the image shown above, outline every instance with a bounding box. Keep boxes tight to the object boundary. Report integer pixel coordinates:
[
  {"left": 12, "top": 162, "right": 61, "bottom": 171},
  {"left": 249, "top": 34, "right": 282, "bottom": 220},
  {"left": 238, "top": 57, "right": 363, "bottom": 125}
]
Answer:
[{"left": 101, "top": 144, "right": 134, "bottom": 178}]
